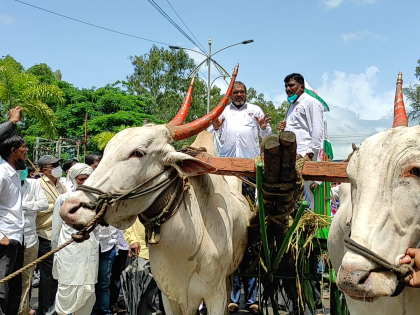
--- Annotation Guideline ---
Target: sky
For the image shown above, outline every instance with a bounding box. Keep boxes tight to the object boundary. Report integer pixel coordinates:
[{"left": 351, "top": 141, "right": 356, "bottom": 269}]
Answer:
[{"left": 1, "top": 0, "right": 420, "bottom": 159}]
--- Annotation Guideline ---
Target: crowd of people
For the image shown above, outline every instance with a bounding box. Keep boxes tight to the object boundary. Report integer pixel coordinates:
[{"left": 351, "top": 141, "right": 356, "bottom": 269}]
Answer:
[
  {"left": 0, "top": 107, "right": 162, "bottom": 315},
  {"left": 1, "top": 73, "right": 420, "bottom": 315}
]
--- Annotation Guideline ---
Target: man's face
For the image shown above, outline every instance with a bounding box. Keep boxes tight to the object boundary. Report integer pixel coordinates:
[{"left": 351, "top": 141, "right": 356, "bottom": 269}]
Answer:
[
  {"left": 75, "top": 174, "right": 89, "bottom": 185},
  {"left": 12, "top": 143, "right": 28, "bottom": 170},
  {"left": 285, "top": 79, "right": 303, "bottom": 97},
  {"left": 231, "top": 83, "right": 247, "bottom": 107},
  {"left": 42, "top": 162, "right": 59, "bottom": 177},
  {"left": 91, "top": 159, "right": 101, "bottom": 170}
]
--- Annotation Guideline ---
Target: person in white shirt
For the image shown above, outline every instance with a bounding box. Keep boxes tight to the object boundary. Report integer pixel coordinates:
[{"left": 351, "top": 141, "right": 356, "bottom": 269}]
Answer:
[
  {"left": 92, "top": 214, "right": 118, "bottom": 315},
  {"left": 209, "top": 81, "right": 272, "bottom": 159},
  {"left": 52, "top": 163, "right": 98, "bottom": 315},
  {"left": 18, "top": 168, "right": 48, "bottom": 315},
  {"left": 278, "top": 73, "right": 324, "bottom": 160},
  {"left": 0, "top": 134, "right": 29, "bottom": 315},
  {"left": 209, "top": 81, "right": 272, "bottom": 314},
  {"left": 85, "top": 153, "right": 118, "bottom": 315}
]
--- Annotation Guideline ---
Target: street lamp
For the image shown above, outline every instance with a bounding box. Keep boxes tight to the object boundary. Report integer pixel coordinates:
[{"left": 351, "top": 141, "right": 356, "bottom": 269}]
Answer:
[{"left": 170, "top": 38, "right": 254, "bottom": 113}]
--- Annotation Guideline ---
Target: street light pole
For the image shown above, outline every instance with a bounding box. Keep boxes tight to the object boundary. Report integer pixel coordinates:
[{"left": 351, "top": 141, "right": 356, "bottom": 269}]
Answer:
[
  {"left": 207, "top": 38, "right": 212, "bottom": 113},
  {"left": 169, "top": 38, "right": 254, "bottom": 113}
]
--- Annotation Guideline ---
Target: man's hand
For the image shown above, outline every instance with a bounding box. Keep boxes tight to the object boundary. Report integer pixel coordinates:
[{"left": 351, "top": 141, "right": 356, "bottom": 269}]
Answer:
[
  {"left": 212, "top": 118, "right": 225, "bottom": 131},
  {"left": 254, "top": 114, "right": 272, "bottom": 130},
  {"left": 304, "top": 153, "right": 314, "bottom": 162},
  {"left": 8, "top": 107, "right": 23, "bottom": 124},
  {"left": 0, "top": 236, "right": 10, "bottom": 246},
  {"left": 278, "top": 121, "right": 286, "bottom": 132},
  {"left": 129, "top": 242, "right": 140, "bottom": 257},
  {"left": 400, "top": 248, "right": 420, "bottom": 287}
]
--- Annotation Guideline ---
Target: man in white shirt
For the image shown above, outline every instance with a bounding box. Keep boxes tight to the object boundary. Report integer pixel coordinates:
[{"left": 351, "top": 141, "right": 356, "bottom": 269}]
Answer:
[
  {"left": 209, "top": 81, "right": 272, "bottom": 159},
  {"left": 210, "top": 81, "right": 272, "bottom": 314},
  {"left": 278, "top": 73, "right": 324, "bottom": 160},
  {"left": 0, "top": 134, "right": 29, "bottom": 315},
  {"left": 18, "top": 169, "right": 48, "bottom": 315},
  {"left": 52, "top": 163, "right": 98, "bottom": 315},
  {"left": 36, "top": 155, "right": 68, "bottom": 315},
  {"left": 92, "top": 226, "right": 118, "bottom": 315}
]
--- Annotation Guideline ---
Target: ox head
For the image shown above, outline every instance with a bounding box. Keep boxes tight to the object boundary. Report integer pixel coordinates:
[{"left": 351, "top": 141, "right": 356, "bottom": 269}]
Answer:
[
  {"left": 60, "top": 65, "right": 239, "bottom": 229},
  {"left": 337, "top": 72, "right": 420, "bottom": 300}
]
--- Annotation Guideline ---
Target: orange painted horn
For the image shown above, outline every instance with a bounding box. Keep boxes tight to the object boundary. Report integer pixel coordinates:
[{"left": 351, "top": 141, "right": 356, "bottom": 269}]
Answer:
[
  {"left": 168, "top": 64, "right": 239, "bottom": 141},
  {"left": 167, "top": 77, "right": 196, "bottom": 126},
  {"left": 392, "top": 72, "right": 408, "bottom": 128}
]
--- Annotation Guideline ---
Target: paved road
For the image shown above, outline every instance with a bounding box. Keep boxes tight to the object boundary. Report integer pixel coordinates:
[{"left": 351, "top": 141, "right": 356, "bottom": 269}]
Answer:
[{"left": 30, "top": 287, "right": 330, "bottom": 315}]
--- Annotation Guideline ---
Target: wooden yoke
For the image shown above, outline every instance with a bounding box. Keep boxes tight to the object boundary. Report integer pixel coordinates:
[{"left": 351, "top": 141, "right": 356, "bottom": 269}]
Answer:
[{"left": 193, "top": 153, "right": 349, "bottom": 183}]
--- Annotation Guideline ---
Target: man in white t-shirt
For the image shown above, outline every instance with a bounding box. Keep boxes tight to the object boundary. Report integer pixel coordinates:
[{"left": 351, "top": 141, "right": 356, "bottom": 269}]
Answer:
[
  {"left": 0, "top": 135, "right": 28, "bottom": 315},
  {"left": 18, "top": 169, "right": 48, "bottom": 315}
]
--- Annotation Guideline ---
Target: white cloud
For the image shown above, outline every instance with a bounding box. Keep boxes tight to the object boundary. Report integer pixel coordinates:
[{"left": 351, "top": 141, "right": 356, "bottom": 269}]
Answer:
[
  {"left": 0, "top": 14, "right": 15, "bottom": 25},
  {"left": 323, "top": 0, "right": 344, "bottom": 9},
  {"left": 323, "top": 0, "right": 377, "bottom": 9},
  {"left": 342, "top": 30, "right": 387, "bottom": 42}
]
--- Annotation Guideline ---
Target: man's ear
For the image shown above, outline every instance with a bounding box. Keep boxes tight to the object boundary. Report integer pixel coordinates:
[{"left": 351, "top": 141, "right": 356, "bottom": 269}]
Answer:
[{"left": 164, "top": 151, "right": 216, "bottom": 177}]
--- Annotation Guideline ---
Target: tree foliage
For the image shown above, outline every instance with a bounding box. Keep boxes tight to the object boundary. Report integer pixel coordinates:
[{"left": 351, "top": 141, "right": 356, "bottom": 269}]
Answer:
[
  {"left": 0, "top": 56, "right": 63, "bottom": 138},
  {"left": 4, "top": 51, "right": 282, "bottom": 158},
  {"left": 404, "top": 84, "right": 420, "bottom": 123}
]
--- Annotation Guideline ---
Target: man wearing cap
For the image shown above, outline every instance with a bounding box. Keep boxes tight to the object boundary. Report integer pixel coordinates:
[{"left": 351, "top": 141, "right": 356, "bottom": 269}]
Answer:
[{"left": 36, "top": 155, "right": 68, "bottom": 315}]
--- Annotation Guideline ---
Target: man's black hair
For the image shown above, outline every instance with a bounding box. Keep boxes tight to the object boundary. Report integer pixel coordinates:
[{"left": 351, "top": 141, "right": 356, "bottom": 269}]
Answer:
[
  {"left": 85, "top": 152, "right": 103, "bottom": 166},
  {"left": 62, "top": 159, "right": 78, "bottom": 173},
  {"left": 0, "top": 135, "right": 25, "bottom": 160},
  {"left": 28, "top": 165, "right": 35, "bottom": 174},
  {"left": 284, "top": 73, "right": 305, "bottom": 86},
  {"left": 234, "top": 81, "right": 247, "bottom": 92}
]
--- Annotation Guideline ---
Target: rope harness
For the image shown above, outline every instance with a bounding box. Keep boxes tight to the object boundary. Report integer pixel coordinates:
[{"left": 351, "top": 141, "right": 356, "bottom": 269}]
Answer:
[
  {"left": 0, "top": 167, "right": 186, "bottom": 285},
  {"left": 343, "top": 224, "right": 414, "bottom": 297},
  {"left": 341, "top": 144, "right": 414, "bottom": 296}
]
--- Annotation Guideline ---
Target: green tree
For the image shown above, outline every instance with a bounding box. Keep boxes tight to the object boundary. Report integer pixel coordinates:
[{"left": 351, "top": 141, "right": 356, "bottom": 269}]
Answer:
[
  {"left": 404, "top": 84, "right": 420, "bottom": 123},
  {"left": 0, "top": 56, "right": 63, "bottom": 138},
  {"left": 127, "top": 45, "right": 213, "bottom": 124}
]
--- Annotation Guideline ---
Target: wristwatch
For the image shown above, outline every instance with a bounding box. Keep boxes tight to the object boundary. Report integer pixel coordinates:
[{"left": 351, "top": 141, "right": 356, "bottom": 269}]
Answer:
[{"left": 306, "top": 152, "right": 314, "bottom": 159}]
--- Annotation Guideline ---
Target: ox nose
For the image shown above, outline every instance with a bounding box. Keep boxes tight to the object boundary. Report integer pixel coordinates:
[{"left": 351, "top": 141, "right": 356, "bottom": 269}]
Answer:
[
  {"left": 60, "top": 200, "right": 83, "bottom": 226},
  {"left": 337, "top": 252, "right": 397, "bottom": 300}
]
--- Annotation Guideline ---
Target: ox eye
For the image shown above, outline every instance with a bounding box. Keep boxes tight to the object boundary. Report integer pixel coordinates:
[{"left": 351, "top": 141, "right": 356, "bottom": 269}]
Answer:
[
  {"left": 410, "top": 167, "right": 420, "bottom": 176},
  {"left": 130, "top": 150, "right": 145, "bottom": 158}
]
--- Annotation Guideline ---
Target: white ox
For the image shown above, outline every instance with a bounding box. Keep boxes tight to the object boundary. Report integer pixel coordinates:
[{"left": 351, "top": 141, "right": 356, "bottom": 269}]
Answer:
[
  {"left": 328, "top": 111, "right": 420, "bottom": 312},
  {"left": 60, "top": 70, "right": 251, "bottom": 315}
]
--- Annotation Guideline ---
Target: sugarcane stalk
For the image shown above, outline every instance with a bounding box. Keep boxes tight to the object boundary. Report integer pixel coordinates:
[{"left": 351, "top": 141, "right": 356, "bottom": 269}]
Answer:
[
  {"left": 256, "top": 161, "right": 273, "bottom": 282},
  {"left": 272, "top": 201, "right": 308, "bottom": 272}
]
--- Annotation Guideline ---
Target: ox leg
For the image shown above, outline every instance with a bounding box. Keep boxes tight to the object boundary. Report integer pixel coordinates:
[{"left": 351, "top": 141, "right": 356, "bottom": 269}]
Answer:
[
  {"left": 162, "top": 294, "right": 182, "bottom": 315},
  {"left": 205, "top": 281, "right": 228, "bottom": 315}
]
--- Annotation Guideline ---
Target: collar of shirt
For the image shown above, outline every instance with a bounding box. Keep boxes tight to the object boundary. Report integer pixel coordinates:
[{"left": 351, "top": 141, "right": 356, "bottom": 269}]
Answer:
[
  {"left": 1, "top": 160, "right": 17, "bottom": 178},
  {"left": 228, "top": 102, "right": 248, "bottom": 111}
]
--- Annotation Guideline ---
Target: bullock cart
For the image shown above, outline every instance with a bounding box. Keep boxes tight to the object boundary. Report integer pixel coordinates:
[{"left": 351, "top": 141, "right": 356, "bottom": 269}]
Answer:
[{"left": 187, "top": 140, "right": 349, "bottom": 315}]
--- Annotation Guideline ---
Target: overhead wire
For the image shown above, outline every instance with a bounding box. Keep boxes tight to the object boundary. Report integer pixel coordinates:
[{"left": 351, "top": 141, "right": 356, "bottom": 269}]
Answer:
[
  {"left": 14, "top": 0, "right": 170, "bottom": 45},
  {"left": 147, "top": 0, "right": 205, "bottom": 53},
  {"left": 165, "top": 0, "right": 207, "bottom": 53}
]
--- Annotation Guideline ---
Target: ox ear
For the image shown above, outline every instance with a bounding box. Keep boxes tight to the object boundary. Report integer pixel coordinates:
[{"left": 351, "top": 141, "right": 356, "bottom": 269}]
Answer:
[{"left": 164, "top": 151, "right": 216, "bottom": 177}]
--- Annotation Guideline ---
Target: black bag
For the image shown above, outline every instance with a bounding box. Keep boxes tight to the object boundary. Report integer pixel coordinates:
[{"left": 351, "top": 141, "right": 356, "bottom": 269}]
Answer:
[{"left": 120, "top": 257, "right": 159, "bottom": 315}]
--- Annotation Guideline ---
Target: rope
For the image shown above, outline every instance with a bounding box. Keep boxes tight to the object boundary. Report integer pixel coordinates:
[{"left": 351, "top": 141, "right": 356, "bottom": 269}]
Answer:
[
  {"left": 344, "top": 233, "right": 414, "bottom": 285},
  {"left": 233, "top": 175, "right": 257, "bottom": 189},
  {"left": 0, "top": 202, "right": 109, "bottom": 285}
]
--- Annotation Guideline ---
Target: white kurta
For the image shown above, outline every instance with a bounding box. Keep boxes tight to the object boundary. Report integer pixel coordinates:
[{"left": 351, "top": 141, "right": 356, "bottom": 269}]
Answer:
[
  {"left": 208, "top": 103, "right": 272, "bottom": 158},
  {"left": 22, "top": 178, "right": 48, "bottom": 248},
  {"left": 284, "top": 93, "right": 325, "bottom": 158},
  {"left": 52, "top": 193, "right": 99, "bottom": 315}
]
